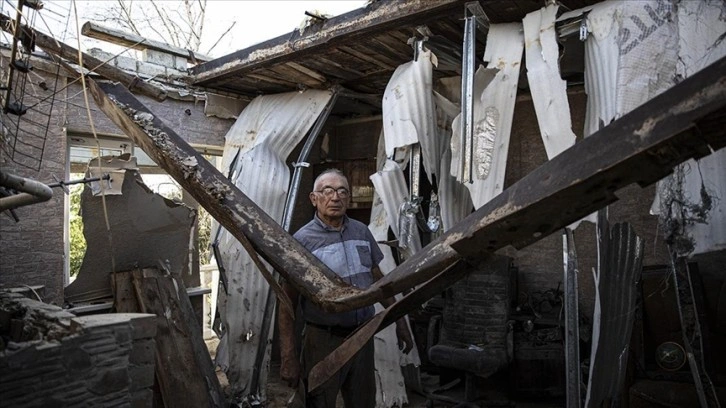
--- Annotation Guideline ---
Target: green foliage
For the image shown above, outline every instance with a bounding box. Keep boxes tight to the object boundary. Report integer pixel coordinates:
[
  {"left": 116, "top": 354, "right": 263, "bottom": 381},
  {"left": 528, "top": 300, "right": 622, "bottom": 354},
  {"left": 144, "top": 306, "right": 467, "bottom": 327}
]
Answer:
[
  {"left": 69, "top": 183, "right": 86, "bottom": 277},
  {"left": 197, "top": 206, "right": 212, "bottom": 265}
]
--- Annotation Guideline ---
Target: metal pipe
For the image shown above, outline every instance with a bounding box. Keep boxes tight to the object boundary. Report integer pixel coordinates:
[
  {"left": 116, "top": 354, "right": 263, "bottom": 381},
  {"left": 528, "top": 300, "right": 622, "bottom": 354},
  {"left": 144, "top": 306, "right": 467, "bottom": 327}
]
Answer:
[
  {"left": 460, "top": 10, "right": 476, "bottom": 183},
  {"left": 0, "top": 170, "right": 53, "bottom": 211}
]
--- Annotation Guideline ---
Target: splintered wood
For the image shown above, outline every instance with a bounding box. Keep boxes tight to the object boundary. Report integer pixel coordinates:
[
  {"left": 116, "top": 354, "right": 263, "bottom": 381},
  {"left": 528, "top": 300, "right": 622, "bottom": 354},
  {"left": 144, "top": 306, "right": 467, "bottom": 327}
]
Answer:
[{"left": 111, "top": 268, "right": 223, "bottom": 408}]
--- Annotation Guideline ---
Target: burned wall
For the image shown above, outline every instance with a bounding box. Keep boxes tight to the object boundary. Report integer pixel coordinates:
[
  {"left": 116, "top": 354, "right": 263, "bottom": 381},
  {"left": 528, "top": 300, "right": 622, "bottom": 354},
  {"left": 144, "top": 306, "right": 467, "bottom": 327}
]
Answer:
[{"left": 0, "top": 54, "right": 69, "bottom": 305}]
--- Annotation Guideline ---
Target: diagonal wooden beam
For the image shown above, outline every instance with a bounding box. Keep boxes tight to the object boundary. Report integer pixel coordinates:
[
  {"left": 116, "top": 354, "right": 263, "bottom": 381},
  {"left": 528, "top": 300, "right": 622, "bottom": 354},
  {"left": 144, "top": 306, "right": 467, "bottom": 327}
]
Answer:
[
  {"left": 88, "top": 55, "right": 726, "bottom": 318},
  {"left": 87, "top": 79, "right": 361, "bottom": 307},
  {"left": 0, "top": 13, "right": 167, "bottom": 101},
  {"left": 306, "top": 55, "right": 726, "bottom": 390},
  {"left": 190, "top": 0, "right": 468, "bottom": 85}
]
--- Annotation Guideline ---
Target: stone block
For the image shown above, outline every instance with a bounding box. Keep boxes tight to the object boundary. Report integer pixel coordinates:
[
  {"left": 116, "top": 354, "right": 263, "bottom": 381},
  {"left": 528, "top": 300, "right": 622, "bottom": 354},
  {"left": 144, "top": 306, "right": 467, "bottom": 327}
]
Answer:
[
  {"left": 142, "top": 49, "right": 174, "bottom": 67},
  {"left": 115, "top": 55, "right": 138, "bottom": 72},
  {"left": 88, "top": 366, "right": 129, "bottom": 395},
  {"left": 129, "top": 339, "right": 155, "bottom": 365},
  {"left": 128, "top": 364, "right": 155, "bottom": 390},
  {"left": 131, "top": 388, "right": 153, "bottom": 408},
  {"left": 136, "top": 61, "right": 167, "bottom": 79}
]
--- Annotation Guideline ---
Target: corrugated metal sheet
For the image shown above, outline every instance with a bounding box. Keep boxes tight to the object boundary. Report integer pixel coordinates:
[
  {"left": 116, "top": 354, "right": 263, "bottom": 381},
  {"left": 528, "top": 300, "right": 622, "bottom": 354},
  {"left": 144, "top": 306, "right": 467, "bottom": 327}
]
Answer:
[
  {"left": 523, "top": 5, "right": 576, "bottom": 160},
  {"left": 215, "top": 89, "right": 333, "bottom": 399},
  {"left": 369, "top": 159, "right": 422, "bottom": 259},
  {"left": 450, "top": 24, "right": 524, "bottom": 209},
  {"left": 586, "top": 221, "right": 644, "bottom": 407},
  {"left": 382, "top": 49, "right": 438, "bottom": 183}
]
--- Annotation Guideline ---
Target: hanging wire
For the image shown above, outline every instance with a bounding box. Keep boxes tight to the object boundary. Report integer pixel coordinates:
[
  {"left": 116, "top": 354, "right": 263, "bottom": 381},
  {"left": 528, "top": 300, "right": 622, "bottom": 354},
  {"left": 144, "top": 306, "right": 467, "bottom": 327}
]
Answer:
[{"left": 71, "top": 0, "right": 116, "bottom": 275}]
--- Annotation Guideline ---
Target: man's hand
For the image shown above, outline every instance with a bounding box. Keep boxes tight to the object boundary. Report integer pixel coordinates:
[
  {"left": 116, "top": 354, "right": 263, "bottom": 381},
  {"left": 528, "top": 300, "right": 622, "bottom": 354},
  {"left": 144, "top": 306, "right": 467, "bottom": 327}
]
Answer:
[
  {"left": 280, "top": 355, "right": 301, "bottom": 388},
  {"left": 395, "top": 318, "right": 414, "bottom": 354}
]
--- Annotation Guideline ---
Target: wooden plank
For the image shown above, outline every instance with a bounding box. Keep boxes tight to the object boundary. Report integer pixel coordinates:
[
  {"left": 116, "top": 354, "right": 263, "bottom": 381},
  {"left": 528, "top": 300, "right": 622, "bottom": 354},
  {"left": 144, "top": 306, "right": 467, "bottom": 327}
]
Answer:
[
  {"left": 191, "top": 0, "right": 469, "bottom": 84},
  {"left": 0, "top": 14, "right": 167, "bottom": 102},
  {"left": 81, "top": 21, "right": 212, "bottom": 62},
  {"left": 133, "top": 268, "right": 223, "bottom": 408},
  {"left": 111, "top": 271, "right": 138, "bottom": 313}
]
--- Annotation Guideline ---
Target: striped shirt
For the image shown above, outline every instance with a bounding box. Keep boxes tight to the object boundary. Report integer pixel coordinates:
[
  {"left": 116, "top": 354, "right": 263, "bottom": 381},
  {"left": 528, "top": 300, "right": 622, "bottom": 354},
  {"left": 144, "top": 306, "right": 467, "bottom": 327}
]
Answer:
[{"left": 293, "top": 214, "right": 384, "bottom": 328}]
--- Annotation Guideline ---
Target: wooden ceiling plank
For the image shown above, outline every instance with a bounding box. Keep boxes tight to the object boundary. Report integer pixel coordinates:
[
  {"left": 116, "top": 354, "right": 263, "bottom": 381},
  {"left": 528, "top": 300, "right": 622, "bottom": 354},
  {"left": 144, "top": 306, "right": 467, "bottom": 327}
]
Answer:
[
  {"left": 337, "top": 45, "right": 396, "bottom": 71},
  {"left": 192, "top": 0, "right": 469, "bottom": 84}
]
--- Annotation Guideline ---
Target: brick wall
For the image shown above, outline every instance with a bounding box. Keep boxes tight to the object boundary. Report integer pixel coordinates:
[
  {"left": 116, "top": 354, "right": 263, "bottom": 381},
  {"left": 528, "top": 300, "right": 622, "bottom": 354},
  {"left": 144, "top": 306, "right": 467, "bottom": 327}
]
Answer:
[
  {"left": 0, "top": 51, "right": 233, "bottom": 306},
  {"left": 0, "top": 292, "right": 157, "bottom": 407},
  {"left": 0, "top": 58, "right": 68, "bottom": 305}
]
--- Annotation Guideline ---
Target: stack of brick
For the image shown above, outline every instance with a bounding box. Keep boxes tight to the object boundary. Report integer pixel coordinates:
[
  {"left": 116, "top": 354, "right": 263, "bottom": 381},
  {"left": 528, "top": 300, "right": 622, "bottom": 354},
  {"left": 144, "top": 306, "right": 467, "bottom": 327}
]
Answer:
[{"left": 0, "top": 292, "right": 157, "bottom": 407}]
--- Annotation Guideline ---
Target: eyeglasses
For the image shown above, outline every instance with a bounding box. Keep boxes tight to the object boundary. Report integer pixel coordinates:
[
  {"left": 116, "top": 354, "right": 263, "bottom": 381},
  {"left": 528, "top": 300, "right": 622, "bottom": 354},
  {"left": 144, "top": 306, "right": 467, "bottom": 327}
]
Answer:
[{"left": 314, "top": 187, "right": 350, "bottom": 198}]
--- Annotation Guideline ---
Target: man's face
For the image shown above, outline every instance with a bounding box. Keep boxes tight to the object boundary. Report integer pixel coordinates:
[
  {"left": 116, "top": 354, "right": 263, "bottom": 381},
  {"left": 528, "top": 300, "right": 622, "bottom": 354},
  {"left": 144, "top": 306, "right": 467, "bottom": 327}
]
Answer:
[{"left": 310, "top": 173, "right": 350, "bottom": 223}]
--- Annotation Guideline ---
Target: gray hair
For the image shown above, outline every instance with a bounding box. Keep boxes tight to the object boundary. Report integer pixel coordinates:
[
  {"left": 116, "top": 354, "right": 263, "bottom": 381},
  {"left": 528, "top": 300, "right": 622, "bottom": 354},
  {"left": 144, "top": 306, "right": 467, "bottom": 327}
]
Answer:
[{"left": 313, "top": 168, "right": 348, "bottom": 190}]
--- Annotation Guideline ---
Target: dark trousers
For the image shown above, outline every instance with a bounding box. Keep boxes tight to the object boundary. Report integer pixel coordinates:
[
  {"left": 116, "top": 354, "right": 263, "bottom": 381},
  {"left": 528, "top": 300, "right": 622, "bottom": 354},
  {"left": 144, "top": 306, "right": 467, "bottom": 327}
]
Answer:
[{"left": 302, "top": 324, "right": 375, "bottom": 408}]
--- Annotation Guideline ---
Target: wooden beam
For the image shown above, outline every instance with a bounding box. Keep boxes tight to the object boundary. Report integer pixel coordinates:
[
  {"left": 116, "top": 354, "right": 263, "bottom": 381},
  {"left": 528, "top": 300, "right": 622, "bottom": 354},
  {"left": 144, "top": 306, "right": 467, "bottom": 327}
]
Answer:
[
  {"left": 92, "top": 55, "right": 726, "bottom": 318},
  {"left": 82, "top": 21, "right": 212, "bottom": 63},
  {"left": 190, "top": 0, "right": 468, "bottom": 84},
  {"left": 86, "top": 78, "right": 362, "bottom": 311},
  {"left": 0, "top": 14, "right": 167, "bottom": 101},
  {"left": 305, "top": 55, "right": 726, "bottom": 390}
]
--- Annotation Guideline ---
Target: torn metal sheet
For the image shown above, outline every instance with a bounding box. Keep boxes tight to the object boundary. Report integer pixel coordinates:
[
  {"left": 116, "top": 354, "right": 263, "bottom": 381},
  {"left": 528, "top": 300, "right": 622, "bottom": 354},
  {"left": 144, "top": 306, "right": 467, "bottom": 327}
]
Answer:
[
  {"left": 586, "top": 219, "right": 644, "bottom": 407},
  {"left": 369, "top": 159, "right": 422, "bottom": 259},
  {"left": 523, "top": 5, "right": 577, "bottom": 160},
  {"left": 65, "top": 168, "right": 194, "bottom": 303},
  {"left": 382, "top": 49, "right": 439, "bottom": 183},
  {"left": 450, "top": 24, "right": 524, "bottom": 209},
  {"left": 204, "top": 93, "right": 247, "bottom": 119},
  {"left": 652, "top": 0, "right": 726, "bottom": 256},
  {"left": 214, "top": 89, "right": 333, "bottom": 401},
  {"left": 86, "top": 154, "right": 138, "bottom": 196},
  {"left": 433, "top": 78, "right": 473, "bottom": 231}
]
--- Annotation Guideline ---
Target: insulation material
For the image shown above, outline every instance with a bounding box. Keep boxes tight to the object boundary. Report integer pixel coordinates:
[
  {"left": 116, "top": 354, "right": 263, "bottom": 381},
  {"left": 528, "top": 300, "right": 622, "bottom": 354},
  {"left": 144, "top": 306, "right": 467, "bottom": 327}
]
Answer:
[
  {"left": 214, "top": 89, "right": 333, "bottom": 400},
  {"left": 450, "top": 24, "right": 524, "bottom": 209},
  {"left": 653, "top": 0, "right": 726, "bottom": 255},
  {"left": 369, "top": 159, "right": 422, "bottom": 259},
  {"left": 582, "top": 0, "right": 678, "bottom": 136},
  {"left": 434, "top": 78, "right": 473, "bottom": 231},
  {"left": 86, "top": 154, "right": 138, "bottom": 196},
  {"left": 382, "top": 49, "right": 439, "bottom": 183},
  {"left": 65, "top": 168, "right": 194, "bottom": 303},
  {"left": 204, "top": 93, "right": 248, "bottom": 119},
  {"left": 523, "top": 5, "right": 577, "bottom": 160}
]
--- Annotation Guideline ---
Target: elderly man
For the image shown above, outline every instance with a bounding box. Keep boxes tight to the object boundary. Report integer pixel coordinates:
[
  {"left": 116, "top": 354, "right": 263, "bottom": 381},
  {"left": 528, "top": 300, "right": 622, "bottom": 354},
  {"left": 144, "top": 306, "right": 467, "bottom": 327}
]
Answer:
[{"left": 279, "top": 168, "right": 413, "bottom": 408}]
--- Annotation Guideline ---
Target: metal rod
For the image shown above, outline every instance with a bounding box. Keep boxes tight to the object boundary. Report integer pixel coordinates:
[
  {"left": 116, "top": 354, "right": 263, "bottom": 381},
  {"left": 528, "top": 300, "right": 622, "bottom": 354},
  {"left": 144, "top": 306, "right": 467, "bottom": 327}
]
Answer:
[
  {"left": 460, "top": 9, "right": 476, "bottom": 183},
  {"left": 563, "top": 228, "right": 581, "bottom": 408},
  {"left": 47, "top": 174, "right": 110, "bottom": 189},
  {"left": 0, "top": 170, "right": 53, "bottom": 212}
]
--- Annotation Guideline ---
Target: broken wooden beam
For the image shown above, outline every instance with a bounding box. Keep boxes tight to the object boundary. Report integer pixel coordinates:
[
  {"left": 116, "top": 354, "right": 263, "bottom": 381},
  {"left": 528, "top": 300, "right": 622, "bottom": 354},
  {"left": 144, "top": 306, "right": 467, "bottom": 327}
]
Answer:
[
  {"left": 190, "top": 0, "right": 469, "bottom": 85},
  {"left": 307, "top": 55, "right": 726, "bottom": 390},
  {"left": 112, "top": 268, "right": 224, "bottom": 407},
  {"left": 87, "top": 79, "right": 362, "bottom": 309},
  {"left": 90, "top": 55, "right": 726, "bottom": 318},
  {"left": 0, "top": 13, "right": 167, "bottom": 101},
  {"left": 81, "top": 21, "right": 212, "bottom": 63}
]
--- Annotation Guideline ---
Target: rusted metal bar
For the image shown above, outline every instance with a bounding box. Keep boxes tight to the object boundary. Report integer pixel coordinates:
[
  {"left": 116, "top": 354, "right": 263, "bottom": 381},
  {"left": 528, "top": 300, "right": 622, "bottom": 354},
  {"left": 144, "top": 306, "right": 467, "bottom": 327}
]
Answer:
[{"left": 0, "top": 13, "right": 167, "bottom": 101}]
